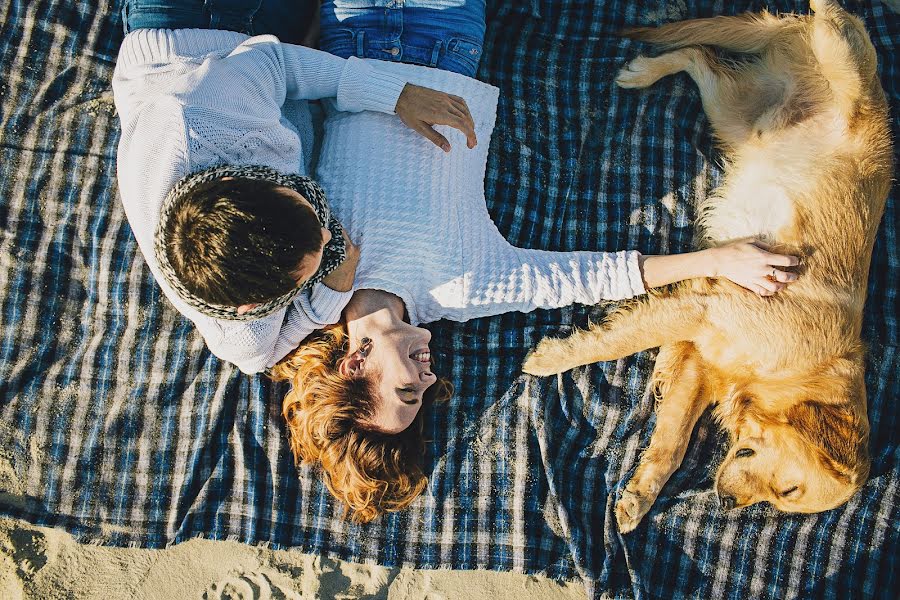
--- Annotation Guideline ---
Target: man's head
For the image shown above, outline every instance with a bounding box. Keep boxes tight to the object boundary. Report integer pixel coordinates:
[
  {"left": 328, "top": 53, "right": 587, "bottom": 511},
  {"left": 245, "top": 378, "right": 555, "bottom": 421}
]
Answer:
[{"left": 162, "top": 176, "right": 328, "bottom": 307}]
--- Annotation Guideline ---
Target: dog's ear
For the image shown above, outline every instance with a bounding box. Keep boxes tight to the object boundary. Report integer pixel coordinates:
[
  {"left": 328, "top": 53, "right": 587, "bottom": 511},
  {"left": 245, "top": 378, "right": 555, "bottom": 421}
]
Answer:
[{"left": 786, "top": 400, "right": 868, "bottom": 482}]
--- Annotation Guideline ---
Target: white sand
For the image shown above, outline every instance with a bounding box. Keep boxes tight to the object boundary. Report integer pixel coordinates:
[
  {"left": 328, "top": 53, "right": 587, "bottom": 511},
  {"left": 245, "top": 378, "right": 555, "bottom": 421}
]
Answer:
[{"left": 0, "top": 517, "right": 586, "bottom": 600}]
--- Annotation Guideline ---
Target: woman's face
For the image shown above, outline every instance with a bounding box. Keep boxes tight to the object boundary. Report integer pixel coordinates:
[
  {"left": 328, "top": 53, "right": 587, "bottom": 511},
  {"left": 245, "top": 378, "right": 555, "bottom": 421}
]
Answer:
[{"left": 350, "top": 322, "right": 437, "bottom": 434}]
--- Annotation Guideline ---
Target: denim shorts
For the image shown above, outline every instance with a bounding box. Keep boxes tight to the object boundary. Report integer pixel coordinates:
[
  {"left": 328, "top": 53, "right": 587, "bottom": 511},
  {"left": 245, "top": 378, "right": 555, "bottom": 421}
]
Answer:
[
  {"left": 319, "top": 1, "right": 486, "bottom": 77},
  {"left": 121, "top": 0, "right": 317, "bottom": 44}
]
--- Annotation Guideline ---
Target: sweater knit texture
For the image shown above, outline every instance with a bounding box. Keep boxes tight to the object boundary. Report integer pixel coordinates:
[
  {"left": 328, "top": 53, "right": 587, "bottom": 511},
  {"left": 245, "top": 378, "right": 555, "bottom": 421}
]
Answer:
[
  {"left": 315, "top": 62, "right": 646, "bottom": 326},
  {"left": 113, "top": 28, "right": 409, "bottom": 373}
]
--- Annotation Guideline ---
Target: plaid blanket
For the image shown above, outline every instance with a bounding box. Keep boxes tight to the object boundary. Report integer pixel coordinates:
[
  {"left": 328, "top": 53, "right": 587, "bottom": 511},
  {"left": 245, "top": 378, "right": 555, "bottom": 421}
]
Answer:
[{"left": 1, "top": 0, "right": 897, "bottom": 598}]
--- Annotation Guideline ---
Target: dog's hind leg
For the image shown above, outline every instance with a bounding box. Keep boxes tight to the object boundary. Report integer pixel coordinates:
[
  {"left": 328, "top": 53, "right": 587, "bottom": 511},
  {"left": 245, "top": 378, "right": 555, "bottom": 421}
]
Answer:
[
  {"left": 522, "top": 291, "right": 707, "bottom": 376},
  {"left": 616, "top": 342, "right": 710, "bottom": 533},
  {"left": 616, "top": 48, "right": 755, "bottom": 148}
]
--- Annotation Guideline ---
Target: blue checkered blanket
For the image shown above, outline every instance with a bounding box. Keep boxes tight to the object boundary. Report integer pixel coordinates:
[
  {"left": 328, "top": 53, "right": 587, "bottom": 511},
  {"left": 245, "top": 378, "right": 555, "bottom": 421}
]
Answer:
[{"left": 1, "top": 1, "right": 897, "bottom": 598}]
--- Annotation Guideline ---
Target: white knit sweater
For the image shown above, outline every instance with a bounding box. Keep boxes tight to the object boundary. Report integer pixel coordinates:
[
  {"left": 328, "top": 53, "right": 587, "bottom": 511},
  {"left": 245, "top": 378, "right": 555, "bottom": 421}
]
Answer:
[
  {"left": 315, "top": 62, "right": 646, "bottom": 325},
  {"left": 113, "top": 29, "right": 410, "bottom": 374}
]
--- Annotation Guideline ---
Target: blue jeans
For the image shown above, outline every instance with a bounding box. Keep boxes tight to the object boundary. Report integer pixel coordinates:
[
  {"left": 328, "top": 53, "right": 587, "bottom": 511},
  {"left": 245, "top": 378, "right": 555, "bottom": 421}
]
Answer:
[
  {"left": 320, "top": 1, "right": 486, "bottom": 77},
  {"left": 121, "top": 0, "right": 317, "bottom": 44}
]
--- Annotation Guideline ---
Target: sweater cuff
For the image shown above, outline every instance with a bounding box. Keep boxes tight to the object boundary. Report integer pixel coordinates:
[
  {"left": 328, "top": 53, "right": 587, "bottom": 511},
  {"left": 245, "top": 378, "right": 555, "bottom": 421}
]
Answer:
[
  {"left": 624, "top": 251, "right": 647, "bottom": 297},
  {"left": 305, "top": 283, "right": 353, "bottom": 324},
  {"left": 337, "top": 57, "right": 408, "bottom": 115}
]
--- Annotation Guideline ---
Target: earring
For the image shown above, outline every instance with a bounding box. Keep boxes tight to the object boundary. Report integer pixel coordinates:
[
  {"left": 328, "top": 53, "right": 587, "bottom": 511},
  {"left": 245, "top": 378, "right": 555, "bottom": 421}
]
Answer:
[{"left": 359, "top": 337, "right": 372, "bottom": 358}]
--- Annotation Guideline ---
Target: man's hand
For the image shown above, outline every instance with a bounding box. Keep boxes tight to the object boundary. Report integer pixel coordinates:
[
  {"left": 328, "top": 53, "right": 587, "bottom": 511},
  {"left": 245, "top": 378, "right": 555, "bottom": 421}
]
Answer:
[
  {"left": 395, "top": 83, "right": 477, "bottom": 152},
  {"left": 321, "top": 230, "right": 360, "bottom": 293}
]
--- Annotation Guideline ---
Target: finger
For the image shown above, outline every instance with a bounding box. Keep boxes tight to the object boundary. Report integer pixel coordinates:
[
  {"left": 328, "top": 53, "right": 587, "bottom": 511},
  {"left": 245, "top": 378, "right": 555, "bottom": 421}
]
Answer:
[
  {"left": 757, "top": 278, "right": 783, "bottom": 293},
  {"left": 751, "top": 239, "right": 772, "bottom": 251},
  {"left": 454, "top": 112, "right": 477, "bottom": 148},
  {"left": 448, "top": 97, "right": 477, "bottom": 147},
  {"left": 417, "top": 123, "right": 451, "bottom": 152},
  {"left": 754, "top": 283, "right": 775, "bottom": 296},
  {"left": 763, "top": 251, "right": 801, "bottom": 267},
  {"left": 772, "top": 269, "right": 798, "bottom": 283},
  {"left": 451, "top": 97, "right": 474, "bottom": 122},
  {"left": 747, "top": 283, "right": 769, "bottom": 296}
]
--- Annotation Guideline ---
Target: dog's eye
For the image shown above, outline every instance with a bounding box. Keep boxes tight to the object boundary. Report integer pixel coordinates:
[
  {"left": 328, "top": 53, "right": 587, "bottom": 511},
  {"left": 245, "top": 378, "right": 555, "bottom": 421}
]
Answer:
[
  {"left": 735, "top": 448, "right": 755, "bottom": 458},
  {"left": 780, "top": 486, "right": 799, "bottom": 497}
]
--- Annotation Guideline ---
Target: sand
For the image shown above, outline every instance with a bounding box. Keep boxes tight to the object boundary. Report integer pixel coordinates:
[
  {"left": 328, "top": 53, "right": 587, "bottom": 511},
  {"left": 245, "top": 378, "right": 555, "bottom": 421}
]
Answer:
[{"left": 0, "top": 517, "right": 586, "bottom": 600}]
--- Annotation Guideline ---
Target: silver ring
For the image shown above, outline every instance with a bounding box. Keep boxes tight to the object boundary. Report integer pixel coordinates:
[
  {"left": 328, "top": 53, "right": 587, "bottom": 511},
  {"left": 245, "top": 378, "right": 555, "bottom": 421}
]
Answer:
[{"left": 771, "top": 268, "right": 777, "bottom": 279}]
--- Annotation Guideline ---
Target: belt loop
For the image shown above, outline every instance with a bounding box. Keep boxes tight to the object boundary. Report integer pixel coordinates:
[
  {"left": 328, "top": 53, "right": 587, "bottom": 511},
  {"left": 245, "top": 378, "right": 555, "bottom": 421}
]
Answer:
[
  {"left": 430, "top": 39, "right": 443, "bottom": 67},
  {"left": 356, "top": 29, "right": 366, "bottom": 58},
  {"left": 121, "top": 1, "right": 130, "bottom": 35}
]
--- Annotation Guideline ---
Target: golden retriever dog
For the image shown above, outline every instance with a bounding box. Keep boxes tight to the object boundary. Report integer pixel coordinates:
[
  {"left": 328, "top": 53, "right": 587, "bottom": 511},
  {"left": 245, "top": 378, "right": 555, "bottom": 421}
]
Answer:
[{"left": 522, "top": 0, "right": 892, "bottom": 533}]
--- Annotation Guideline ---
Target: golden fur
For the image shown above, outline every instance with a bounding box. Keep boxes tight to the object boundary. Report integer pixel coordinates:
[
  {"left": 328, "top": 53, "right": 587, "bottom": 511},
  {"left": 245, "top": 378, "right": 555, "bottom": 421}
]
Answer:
[
  {"left": 523, "top": 0, "right": 892, "bottom": 533},
  {"left": 271, "top": 323, "right": 452, "bottom": 523}
]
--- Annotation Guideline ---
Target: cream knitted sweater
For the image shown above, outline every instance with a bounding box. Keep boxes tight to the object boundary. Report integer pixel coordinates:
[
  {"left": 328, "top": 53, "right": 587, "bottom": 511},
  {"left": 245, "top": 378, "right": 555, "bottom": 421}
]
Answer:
[
  {"left": 315, "top": 62, "right": 646, "bottom": 326},
  {"left": 112, "top": 29, "right": 410, "bottom": 374}
]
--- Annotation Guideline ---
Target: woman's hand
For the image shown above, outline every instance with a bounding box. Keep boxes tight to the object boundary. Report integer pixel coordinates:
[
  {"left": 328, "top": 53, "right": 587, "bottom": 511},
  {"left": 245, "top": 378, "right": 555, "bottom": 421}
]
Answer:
[
  {"left": 321, "top": 231, "right": 360, "bottom": 293},
  {"left": 707, "top": 240, "right": 800, "bottom": 296},
  {"left": 395, "top": 83, "right": 477, "bottom": 152}
]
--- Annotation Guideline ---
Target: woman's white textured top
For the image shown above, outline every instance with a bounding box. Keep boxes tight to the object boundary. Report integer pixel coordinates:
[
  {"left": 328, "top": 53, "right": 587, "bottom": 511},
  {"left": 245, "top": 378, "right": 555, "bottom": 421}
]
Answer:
[{"left": 316, "top": 62, "right": 646, "bottom": 326}]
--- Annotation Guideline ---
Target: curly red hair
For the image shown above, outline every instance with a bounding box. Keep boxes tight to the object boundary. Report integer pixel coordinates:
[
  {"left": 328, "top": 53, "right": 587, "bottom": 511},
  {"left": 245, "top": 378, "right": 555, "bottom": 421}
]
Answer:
[{"left": 270, "top": 323, "right": 452, "bottom": 523}]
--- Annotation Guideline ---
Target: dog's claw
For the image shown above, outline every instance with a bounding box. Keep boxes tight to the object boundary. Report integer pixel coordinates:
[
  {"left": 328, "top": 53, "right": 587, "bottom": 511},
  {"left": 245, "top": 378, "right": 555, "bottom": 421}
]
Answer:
[
  {"left": 615, "top": 488, "right": 654, "bottom": 534},
  {"left": 522, "top": 340, "right": 573, "bottom": 376},
  {"left": 615, "top": 56, "right": 657, "bottom": 89}
]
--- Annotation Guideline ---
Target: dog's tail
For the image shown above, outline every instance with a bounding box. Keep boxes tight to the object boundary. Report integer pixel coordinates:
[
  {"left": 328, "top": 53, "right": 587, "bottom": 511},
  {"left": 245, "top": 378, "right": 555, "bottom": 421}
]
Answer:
[{"left": 622, "top": 12, "right": 793, "bottom": 54}]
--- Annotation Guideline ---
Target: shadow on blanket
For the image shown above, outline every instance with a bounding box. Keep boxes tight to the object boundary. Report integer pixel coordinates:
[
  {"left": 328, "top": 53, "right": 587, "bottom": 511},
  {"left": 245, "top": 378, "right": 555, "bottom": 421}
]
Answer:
[{"left": 0, "top": 1, "right": 896, "bottom": 599}]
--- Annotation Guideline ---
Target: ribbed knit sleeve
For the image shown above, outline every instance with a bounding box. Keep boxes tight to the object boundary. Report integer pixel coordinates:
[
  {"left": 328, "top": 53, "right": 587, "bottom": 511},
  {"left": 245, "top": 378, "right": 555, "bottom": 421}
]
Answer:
[
  {"left": 277, "top": 44, "right": 406, "bottom": 113},
  {"left": 463, "top": 244, "right": 646, "bottom": 318},
  {"left": 268, "top": 285, "right": 352, "bottom": 368},
  {"left": 195, "top": 285, "right": 351, "bottom": 375}
]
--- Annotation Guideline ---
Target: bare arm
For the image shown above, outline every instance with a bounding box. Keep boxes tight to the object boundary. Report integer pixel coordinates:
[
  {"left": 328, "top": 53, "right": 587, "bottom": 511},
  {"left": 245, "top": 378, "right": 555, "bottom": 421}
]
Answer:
[{"left": 640, "top": 240, "right": 799, "bottom": 296}]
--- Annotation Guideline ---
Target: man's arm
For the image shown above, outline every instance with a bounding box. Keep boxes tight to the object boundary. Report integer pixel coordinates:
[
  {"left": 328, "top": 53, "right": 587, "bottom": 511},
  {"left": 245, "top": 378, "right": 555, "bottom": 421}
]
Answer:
[
  {"left": 196, "top": 283, "right": 352, "bottom": 375},
  {"left": 273, "top": 40, "right": 477, "bottom": 149}
]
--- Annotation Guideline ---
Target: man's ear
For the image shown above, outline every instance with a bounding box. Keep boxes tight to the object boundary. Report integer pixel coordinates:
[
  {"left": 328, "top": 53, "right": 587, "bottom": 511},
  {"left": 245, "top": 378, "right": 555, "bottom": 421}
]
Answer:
[
  {"left": 339, "top": 351, "right": 365, "bottom": 377},
  {"left": 237, "top": 303, "right": 259, "bottom": 315}
]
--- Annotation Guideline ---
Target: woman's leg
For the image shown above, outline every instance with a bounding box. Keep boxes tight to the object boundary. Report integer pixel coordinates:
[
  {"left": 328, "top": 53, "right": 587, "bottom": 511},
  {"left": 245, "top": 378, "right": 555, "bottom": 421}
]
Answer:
[
  {"left": 121, "top": 0, "right": 317, "bottom": 44},
  {"left": 319, "top": 0, "right": 486, "bottom": 77}
]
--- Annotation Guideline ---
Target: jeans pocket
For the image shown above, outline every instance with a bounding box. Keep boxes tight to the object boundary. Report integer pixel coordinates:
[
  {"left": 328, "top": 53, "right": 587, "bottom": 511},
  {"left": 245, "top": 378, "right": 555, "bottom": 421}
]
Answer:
[
  {"left": 319, "top": 28, "right": 358, "bottom": 59},
  {"left": 441, "top": 36, "right": 483, "bottom": 77}
]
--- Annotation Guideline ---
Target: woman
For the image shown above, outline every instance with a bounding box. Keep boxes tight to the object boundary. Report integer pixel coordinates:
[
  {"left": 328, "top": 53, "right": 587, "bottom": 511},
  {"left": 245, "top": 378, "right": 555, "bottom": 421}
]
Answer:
[{"left": 272, "top": 1, "right": 800, "bottom": 522}]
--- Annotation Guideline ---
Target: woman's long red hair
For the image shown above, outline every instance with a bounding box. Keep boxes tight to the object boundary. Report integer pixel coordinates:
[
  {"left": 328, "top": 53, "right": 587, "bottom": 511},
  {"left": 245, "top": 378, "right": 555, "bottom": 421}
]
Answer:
[{"left": 270, "top": 323, "right": 452, "bottom": 522}]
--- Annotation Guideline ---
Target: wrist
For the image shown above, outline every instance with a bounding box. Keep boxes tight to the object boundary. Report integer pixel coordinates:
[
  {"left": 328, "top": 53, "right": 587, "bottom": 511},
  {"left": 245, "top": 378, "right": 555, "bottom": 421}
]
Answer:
[{"left": 701, "top": 248, "right": 721, "bottom": 278}]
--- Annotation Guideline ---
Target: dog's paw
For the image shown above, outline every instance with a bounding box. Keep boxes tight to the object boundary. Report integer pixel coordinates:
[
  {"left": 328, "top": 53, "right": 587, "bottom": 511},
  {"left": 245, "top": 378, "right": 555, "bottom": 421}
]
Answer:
[
  {"left": 615, "top": 487, "right": 655, "bottom": 534},
  {"left": 522, "top": 339, "right": 576, "bottom": 377},
  {"left": 615, "top": 56, "right": 661, "bottom": 89}
]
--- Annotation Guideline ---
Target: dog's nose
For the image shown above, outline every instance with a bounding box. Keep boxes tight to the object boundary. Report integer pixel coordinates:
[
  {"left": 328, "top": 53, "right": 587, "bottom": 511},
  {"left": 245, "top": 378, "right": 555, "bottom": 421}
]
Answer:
[{"left": 719, "top": 495, "right": 737, "bottom": 510}]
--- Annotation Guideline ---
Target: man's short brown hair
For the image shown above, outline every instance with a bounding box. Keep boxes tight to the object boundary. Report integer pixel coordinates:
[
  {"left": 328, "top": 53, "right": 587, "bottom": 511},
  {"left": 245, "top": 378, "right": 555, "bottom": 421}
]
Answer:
[{"left": 163, "top": 176, "right": 324, "bottom": 306}]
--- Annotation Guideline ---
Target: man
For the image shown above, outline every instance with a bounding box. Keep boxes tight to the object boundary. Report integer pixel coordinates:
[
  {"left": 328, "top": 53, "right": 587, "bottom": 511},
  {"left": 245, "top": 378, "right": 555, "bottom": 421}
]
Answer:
[{"left": 112, "top": 0, "right": 477, "bottom": 374}]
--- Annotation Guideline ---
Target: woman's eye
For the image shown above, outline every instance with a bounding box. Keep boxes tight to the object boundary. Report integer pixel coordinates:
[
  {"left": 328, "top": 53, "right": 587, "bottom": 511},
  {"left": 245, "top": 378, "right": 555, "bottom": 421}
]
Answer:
[
  {"left": 780, "top": 486, "right": 799, "bottom": 497},
  {"left": 735, "top": 448, "right": 755, "bottom": 458}
]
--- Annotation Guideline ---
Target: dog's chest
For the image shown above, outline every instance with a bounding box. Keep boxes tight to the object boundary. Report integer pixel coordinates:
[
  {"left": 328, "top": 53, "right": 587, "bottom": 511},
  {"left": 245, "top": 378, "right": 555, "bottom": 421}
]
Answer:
[
  {"left": 699, "top": 154, "right": 796, "bottom": 243},
  {"left": 698, "top": 116, "right": 849, "bottom": 244}
]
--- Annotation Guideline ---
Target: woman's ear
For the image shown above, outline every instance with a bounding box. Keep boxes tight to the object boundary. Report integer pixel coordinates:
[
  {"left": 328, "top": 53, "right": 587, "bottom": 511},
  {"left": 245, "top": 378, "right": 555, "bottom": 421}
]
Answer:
[{"left": 339, "top": 351, "right": 365, "bottom": 377}]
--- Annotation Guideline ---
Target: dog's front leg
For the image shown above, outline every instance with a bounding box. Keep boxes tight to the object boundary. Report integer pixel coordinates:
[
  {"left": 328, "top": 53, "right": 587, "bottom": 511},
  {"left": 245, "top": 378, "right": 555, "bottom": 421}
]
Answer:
[
  {"left": 616, "top": 342, "right": 710, "bottom": 533},
  {"left": 522, "top": 292, "right": 707, "bottom": 376}
]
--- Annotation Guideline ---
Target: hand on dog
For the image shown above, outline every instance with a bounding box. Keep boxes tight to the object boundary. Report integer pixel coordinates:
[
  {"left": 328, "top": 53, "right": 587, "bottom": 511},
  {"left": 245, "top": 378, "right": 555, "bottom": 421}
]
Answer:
[
  {"left": 710, "top": 240, "right": 799, "bottom": 296},
  {"left": 395, "top": 83, "right": 477, "bottom": 152}
]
